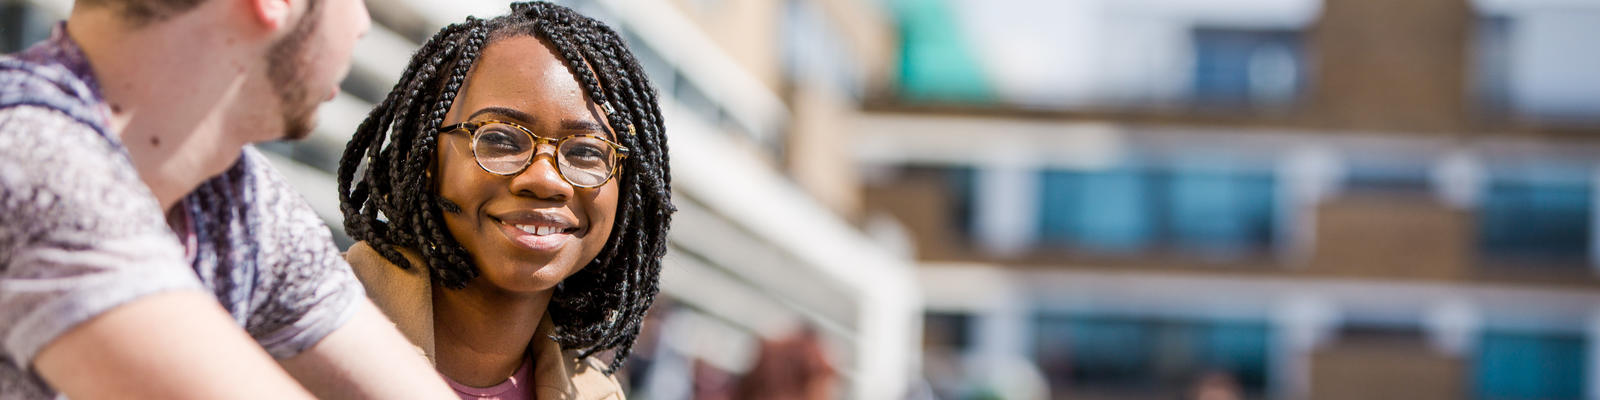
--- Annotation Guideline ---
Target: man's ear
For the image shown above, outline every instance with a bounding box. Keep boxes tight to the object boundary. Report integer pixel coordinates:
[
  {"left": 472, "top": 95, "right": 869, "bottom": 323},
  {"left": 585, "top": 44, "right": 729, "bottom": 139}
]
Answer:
[{"left": 247, "top": 0, "right": 293, "bottom": 31}]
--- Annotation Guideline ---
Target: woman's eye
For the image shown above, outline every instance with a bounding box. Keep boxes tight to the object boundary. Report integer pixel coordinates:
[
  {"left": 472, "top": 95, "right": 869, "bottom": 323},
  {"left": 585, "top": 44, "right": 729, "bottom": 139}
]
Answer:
[
  {"left": 480, "top": 133, "right": 524, "bottom": 153},
  {"left": 565, "top": 144, "right": 606, "bottom": 160}
]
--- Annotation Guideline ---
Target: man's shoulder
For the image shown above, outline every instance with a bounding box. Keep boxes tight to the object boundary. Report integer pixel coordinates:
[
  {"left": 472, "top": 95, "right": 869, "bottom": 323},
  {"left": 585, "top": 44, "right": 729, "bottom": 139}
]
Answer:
[
  {"left": 199, "top": 146, "right": 334, "bottom": 244},
  {"left": 0, "top": 54, "right": 87, "bottom": 96},
  {"left": 0, "top": 69, "right": 196, "bottom": 393},
  {"left": 0, "top": 55, "right": 105, "bottom": 133},
  {"left": 0, "top": 52, "right": 121, "bottom": 185},
  {"left": 181, "top": 145, "right": 344, "bottom": 279},
  {"left": 183, "top": 147, "right": 361, "bottom": 357},
  {"left": 0, "top": 105, "right": 162, "bottom": 245}
]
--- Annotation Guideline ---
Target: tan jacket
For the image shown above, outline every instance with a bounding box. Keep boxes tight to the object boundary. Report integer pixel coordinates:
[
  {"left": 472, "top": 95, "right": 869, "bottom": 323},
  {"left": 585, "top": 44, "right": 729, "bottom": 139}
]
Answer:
[{"left": 345, "top": 241, "right": 624, "bottom": 400}]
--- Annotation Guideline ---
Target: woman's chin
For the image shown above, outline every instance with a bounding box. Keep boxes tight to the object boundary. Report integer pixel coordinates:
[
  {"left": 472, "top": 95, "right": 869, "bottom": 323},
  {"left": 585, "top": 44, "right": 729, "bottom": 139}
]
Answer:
[{"left": 481, "top": 263, "right": 570, "bottom": 294}]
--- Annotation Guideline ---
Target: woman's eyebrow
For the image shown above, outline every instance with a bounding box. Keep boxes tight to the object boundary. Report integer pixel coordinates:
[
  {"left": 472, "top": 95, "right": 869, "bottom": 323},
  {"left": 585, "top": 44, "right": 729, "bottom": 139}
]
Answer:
[
  {"left": 467, "top": 107, "right": 606, "bottom": 133},
  {"left": 560, "top": 120, "right": 605, "bottom": 132},
  {"left": 468, "top": 107, "right": 537, "bottom": 123}
]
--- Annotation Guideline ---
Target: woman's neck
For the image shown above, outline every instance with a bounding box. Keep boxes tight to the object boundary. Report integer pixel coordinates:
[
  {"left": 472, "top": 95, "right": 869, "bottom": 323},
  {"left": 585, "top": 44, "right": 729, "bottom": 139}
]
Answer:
[{"left": 431, "top": 282, "right": 551, "bottom": 387}]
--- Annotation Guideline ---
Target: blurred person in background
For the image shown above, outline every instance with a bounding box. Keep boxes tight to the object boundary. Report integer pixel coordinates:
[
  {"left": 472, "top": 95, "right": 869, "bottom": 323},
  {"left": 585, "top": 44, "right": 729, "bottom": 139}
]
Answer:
[
  {"left": 732, "top": 327, "right": 838, "bottom": 400},
  {"left": 1187, "top": 370, "right": 1243, "bottom": 400},
  {"left": 337, "top": 2, "right": 673, "bottom": 399},
  {"left": 0, "top": 0, "right": 458, "bottom": 398}
]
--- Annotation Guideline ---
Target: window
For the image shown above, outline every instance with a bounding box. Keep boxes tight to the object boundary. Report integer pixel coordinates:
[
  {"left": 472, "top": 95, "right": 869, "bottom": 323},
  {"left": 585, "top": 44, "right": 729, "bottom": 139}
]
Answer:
[
  {"left": 1472, "top": 6, "right": 1600, "bottom": 123},
  {"left": 1167, "top": 168, "right": 1277, "bottom": 255},
  {"left": 782, "top": 0, "right": 859, "bottom": 96},
  {"left": 1474, "top": 15, "right": 1514, "bottom": 114},
  {"left": 1475, "top": 331, "right": 1587, "bottom": 400},
  {"left": 1344, "top": 162, "right": 1433, "bottom": 196},
  {"left": 1036, "top": 165, "right": 1277, "bottom": 257},
  {"left": 1034, "top": 315, "right": 1273, "bottom": 396},
  {"left": 1191, "top": 28, "right": 1305, "bottom": 106},
  {"left": 1039, "top": 169, "right": 1155, "bottom": 253},
  {"left": 924, "top": 312, "right": 974, "bottom": 351},
  {"left": 1478, "top": 175, "right": 1591, "bottom": 265},
  {"left": 1492, "top": 11, "right": 1600, "bottom": 122},
  {"left": 948, "top": 166, "right": 977, "bottom": 238}
]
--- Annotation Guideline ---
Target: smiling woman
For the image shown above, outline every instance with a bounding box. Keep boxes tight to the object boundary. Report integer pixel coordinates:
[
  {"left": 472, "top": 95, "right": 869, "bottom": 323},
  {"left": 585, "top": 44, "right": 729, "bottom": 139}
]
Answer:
[{"left": 335, "top": 2, "right": 672, "bottom": 399}]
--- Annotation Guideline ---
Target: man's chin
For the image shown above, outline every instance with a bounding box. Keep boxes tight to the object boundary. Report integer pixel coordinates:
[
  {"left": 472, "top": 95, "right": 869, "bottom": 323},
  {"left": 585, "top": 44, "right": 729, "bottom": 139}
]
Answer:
[{"left": 281, "top": 110, "right": 318, "bottom": 141}]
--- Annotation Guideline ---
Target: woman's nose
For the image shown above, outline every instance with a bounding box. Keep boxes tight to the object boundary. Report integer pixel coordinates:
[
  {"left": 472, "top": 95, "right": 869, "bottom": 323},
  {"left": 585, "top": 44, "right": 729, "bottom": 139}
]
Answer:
[{"left": 507, "top": 148, "right": 573, "bottom": 201}]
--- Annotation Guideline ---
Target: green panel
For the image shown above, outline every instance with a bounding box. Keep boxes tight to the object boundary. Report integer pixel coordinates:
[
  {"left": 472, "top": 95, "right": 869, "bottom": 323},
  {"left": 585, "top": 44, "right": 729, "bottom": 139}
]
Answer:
[{"left": 891, "top": 0, "right": 992, "bottom": 102}]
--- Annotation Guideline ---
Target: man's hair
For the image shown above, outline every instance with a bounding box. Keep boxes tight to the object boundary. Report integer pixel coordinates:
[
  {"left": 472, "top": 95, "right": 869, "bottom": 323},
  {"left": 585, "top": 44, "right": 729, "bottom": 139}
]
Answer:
[
  {"left": 78, "top": 0, "right": 202, "bottom": 25},
  {"left": 81, "top": 0, "right": 322, "bottom": 28},
  {"left": 336, "top": 1, "right": 673, "bottom": 374}
]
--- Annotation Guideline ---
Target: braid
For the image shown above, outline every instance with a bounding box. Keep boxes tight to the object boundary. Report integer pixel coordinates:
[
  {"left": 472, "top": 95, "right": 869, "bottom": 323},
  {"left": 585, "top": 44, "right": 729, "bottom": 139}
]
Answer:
[
  {"left": 340, "top": 17, "right": 490, "bottom": 286},
  {"left": 338, "top": 2, "right": 673, "bottom": 375},
  {"left": 557, "top": 21, "right": 675, "bottom": 370}
]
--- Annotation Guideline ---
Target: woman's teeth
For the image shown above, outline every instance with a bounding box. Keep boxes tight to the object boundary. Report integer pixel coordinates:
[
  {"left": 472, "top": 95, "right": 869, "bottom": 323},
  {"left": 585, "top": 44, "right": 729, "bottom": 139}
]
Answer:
[{"left": 516, "top": 225, "right": 565, "bottom": 236}]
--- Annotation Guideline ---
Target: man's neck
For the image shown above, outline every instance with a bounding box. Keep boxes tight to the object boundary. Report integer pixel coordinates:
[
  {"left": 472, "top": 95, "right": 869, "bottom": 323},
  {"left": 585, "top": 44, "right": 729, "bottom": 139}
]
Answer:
[{"left": 65, "top": 8, "right": 253, "bottom": 210}]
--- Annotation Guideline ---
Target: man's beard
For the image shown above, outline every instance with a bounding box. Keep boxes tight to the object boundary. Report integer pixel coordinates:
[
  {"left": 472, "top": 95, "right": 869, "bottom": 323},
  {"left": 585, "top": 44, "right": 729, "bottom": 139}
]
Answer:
[{"left": 265, "top": 0, "right": 323, "bottom": 141}]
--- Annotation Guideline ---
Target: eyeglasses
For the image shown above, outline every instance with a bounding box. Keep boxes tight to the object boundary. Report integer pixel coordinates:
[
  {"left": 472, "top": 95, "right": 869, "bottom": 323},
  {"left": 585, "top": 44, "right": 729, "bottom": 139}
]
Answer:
[{"left": 438, "top": 120, "right": 630, "bottom": 188}]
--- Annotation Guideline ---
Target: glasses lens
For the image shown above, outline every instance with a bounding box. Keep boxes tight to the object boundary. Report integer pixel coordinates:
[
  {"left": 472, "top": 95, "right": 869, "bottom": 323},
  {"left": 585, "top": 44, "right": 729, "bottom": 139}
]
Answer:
[
  {"left": 473, "top": 123, "right": 535, "bottom": 175},
  {"left": 558, "top": 137, "right": 616, "bottom": 187}
]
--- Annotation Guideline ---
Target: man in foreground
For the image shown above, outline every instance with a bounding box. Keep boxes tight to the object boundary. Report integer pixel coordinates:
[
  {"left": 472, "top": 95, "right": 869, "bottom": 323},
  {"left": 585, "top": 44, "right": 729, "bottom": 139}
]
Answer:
[{"left": 0, "top": 0, "right": 454, "bottom": 398}]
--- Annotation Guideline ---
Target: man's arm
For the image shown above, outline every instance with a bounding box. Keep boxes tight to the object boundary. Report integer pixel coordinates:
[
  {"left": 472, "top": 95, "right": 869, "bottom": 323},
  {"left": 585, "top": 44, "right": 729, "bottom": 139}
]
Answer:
[
  {"left": 202, "top": 148, "right": 449, "bottom": 398},
  {"left": 0, "top": 107, "right": 316, "bottom": 399},
  {"left": 278, "top": 298, "right": 455, "bottom": 399},
  {"left": 33, "top": 291, "right": 315, "bottom": 400}
]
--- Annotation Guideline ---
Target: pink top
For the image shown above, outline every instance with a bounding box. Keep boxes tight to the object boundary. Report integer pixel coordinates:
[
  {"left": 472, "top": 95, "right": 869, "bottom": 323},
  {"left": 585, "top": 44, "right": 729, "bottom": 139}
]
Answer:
[{"left": 445, "top": 356, "right": 536, "bottom": 400}]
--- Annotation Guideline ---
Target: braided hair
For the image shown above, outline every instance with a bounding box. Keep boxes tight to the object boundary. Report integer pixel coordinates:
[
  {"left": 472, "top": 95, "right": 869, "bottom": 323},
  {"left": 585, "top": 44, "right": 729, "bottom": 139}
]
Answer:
[{"left": 336, "top": 1, "right": 672, "bottom": 374}]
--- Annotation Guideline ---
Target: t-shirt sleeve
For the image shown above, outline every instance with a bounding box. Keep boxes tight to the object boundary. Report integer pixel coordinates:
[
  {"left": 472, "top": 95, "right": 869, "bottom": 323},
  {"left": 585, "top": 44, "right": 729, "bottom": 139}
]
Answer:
[
  {"left": 0, "top": 106, "right": 204, "bottom": 369},
  {"left": 228, "top": 147, "right": 361, "bottom": 359}
]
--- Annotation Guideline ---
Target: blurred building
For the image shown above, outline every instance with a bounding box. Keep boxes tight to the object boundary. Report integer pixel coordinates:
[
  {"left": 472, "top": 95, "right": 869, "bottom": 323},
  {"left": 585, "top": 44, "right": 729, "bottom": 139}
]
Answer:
[
  {"left": 2, "top": 0, "right": 920, "bottom": 399},
  {"left": 860, "top": 0, "right": 1600, "bottom": 399},
  {"left": 10, "top": 0, "right": 1600, "bottom": 399}
]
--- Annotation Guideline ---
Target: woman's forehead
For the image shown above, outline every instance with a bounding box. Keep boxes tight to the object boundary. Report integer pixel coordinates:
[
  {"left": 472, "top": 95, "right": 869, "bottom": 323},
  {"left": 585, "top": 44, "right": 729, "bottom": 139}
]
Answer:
[
  {"left": 454, "top": 36, "right": 612, "bottom": 132},
  {"left": 470, "top": 37, "right": 586, "bottom": 103}
]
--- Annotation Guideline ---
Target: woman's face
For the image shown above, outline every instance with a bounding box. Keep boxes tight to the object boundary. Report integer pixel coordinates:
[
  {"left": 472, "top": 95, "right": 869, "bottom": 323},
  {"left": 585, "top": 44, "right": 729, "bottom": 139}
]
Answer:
[{"left": 436, "top": 35, "right": 620, "bottom": 295}]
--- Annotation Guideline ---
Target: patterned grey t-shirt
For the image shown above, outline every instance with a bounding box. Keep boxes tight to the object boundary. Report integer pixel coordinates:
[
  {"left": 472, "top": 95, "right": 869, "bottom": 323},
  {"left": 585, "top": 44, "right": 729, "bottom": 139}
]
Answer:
[{"left": 0, "top": 24, "right": 361, "bottom": 399}]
